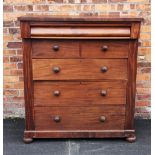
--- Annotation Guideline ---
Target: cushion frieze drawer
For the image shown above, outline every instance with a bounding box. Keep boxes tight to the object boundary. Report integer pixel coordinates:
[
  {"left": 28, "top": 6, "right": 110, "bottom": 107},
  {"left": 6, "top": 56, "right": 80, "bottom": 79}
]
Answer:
[
  {"left": 34, "top": 106, "right": 125, "bottom": 130},
  {"left": 32, "top": 39, "right": 80, "bottom": 58},
  {"left": 34, "top": 81, "right": 127, "bottom": 106},
  {"left": 32, "top": 59, "right": 127, "bottom": 80}
]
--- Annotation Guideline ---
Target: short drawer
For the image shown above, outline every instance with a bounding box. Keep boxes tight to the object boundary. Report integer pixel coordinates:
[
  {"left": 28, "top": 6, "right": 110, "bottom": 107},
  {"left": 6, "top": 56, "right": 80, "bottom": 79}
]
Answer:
[
  {"left": 34, "top": 81, "right": 126, "bottom": 106},
  {"left": 32, "top": 39, "right": 80, "bottom": 58},
  {"left": 34, "top": 106, "right": 125, "bottom": 130},
  {"left": 81, "top": 40, "right": 129, "bottom": 58},
  {"left": 32, "top": 59, "right": 127, "bottom": 80}
]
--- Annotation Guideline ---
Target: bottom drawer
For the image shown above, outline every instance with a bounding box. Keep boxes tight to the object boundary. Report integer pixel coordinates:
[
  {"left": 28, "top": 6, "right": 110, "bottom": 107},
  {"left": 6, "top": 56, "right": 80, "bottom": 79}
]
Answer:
[{"left": 34, "top": 106, "right": 125, "bottom": 130}]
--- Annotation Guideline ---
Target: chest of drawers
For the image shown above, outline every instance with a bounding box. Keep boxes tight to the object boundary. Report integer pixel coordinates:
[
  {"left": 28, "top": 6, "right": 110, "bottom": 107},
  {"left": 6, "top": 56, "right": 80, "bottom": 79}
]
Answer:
[{"left": 18, "top": 15, "right": 142, "bottom": 143}]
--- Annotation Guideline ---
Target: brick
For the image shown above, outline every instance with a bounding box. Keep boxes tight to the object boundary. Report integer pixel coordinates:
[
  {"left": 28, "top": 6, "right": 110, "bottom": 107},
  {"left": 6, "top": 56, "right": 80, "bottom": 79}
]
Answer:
[
  {"left": 13, "top": 82, "right": 24, "bottom": 89},
  {"left": 10, "top": 70, "right": 23, "bottom": 76},
  {"left": 109, "top": 0, "right": 127, "bottom": 2},
  {"left": 130, "top": 4, "right": 135, "bottom": 9},
  {"left": 10, "top": 56, "right": 23, "bottom": 62},
  {"left": 141, "top": 25, "right": 151, "bottom": 33},
  {"left": 4, "top": 76, "right": 19, "bottom": 83},
  {"left": 19, "top": 90, "right": 24, "bottom": 97},
  {"left": 137, "top": 62, "right": 151, "bottom": 67},
  {"left": 4, "top": 63, "right": 17, "bottom": 70},
  {"left": 138, "top": 47, "right": 150, "bottom": 55},
  {"left": 136, "top": 88, "right": 150, "bottom": 94},
  {"left": 92, "top": 0, "right": 107, "bottom": 3},
  {"left": 140, "top": 33, "right": 151, "bottom": 40},
  {"left": 3, "top": 21, "right": 14, "bottom": 27},
  {"left": 136, "top": 73, "right": 150, "bottom": 81},
  {"left": 19, "top": 76, "right": 24, "bottom": 81},
  {"left": 16, "top": 50, "right": 23, "bottom": 55},
  {"left": 136, "top": 4, "right": 150, "bottom": 11},
  {"left": 109, "top": 12, "right": 120, "bottom": 16},
  {"left": 17, "top": 63, "right": 23, "bottom": 69},
  {"left": 49, "top": 5, "right": 78, "bottom": 12},
  {"left": 117, "top": 4, "right": 124, "bottom": 10},
  {"left": 4, "top": 0, "right": 44, "bottom": 4},
  {"left": 136, "top": 101, "right": 150, "bottom": 106},
  {"left": 3, "top": 28, "right": 8, "bottom": 33},
  {"left": 3, "top": 35, "right": 14, "bottom": 41},
  {"left": 95, "top": 4, "right": 110, "bottom": 11},
  {"left": 34, "top": 5, "right": 49, "bottom": 11},
  {"left": 9, "top": 28, "right": 20, "bottom": 34},
  {"left": 81, "top": 5, "right": 95, "bottom": 11},
  {"left": 137, "top": 94, "right": 151, "bottom": 100},
  {"left": 4, "top": 70, "right": 10, "bottom": 76},
  {"left": 12, "top": 97, "right": 24, "bottom": 103},
  {"left": 3, "top": 13, "right": 26, "bottom": 21},
  {"left": 47, "top": 0, "right": 63, "bottom": 3},
  {"left": 7, "top": 42, "right": 22, "bottom": 48},
  {"left": 80, "top": 0, "right": 87, "bottom": 2},
  {"left": 3, "top": 5, "right": 13, "bottom": 12},
  {"left": 141, "top": 67, "right": 151, "bottom": 73},
  {"left": 128, "top": 0, "right": 149, "bottom": 2},
  {"left": 136, "top": 81, "right": 150, "bottom": 88},
  {"left": 3, "top": 56, "right": 10, "bottom": 63},
  {"left": 4, "top": 90, "right": 19, "bottom": 96},
  {"left": 3, "top": 50, "right": 16, "bottom": 55},
  {"left": 142, "top": 40, "right": 151, "bottom": 47},
  {"left": 14, "top": 5, "right": 33, "bottom": 11},
  {"left": 14, "top": 21, "right": 20, "bottom": 27}
]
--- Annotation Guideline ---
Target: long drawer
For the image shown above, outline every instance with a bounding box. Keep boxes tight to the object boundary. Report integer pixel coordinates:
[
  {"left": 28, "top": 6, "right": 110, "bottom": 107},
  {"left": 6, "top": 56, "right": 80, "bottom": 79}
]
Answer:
[
  {"left": 32, "top": 59, "right": 127, "bottom": 80},
  {"left": 34, "top": 106, "right": 125, "bottom": 130},
  {"left": 34, "top": 81, "right": 126, "bottom": 106}
]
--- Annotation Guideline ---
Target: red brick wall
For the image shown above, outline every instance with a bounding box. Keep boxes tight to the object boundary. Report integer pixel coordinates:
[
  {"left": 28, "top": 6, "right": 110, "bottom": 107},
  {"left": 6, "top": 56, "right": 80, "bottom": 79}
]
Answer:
[{"left": 3, "top": 0, "right": 151, "bottom": 118}]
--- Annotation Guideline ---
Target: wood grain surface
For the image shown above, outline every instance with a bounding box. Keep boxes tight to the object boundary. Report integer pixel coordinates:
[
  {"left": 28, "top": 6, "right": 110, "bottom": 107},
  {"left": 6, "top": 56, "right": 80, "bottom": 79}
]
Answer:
[{"left": 32, "top": 59, "right": 127, "bottom": 80}]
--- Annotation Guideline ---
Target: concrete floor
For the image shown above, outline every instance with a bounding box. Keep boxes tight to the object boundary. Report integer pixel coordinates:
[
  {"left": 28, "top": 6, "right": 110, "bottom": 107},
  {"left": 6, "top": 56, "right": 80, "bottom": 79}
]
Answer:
[{"left": 3, "top": 119, "right": 150, "bottom": 155}]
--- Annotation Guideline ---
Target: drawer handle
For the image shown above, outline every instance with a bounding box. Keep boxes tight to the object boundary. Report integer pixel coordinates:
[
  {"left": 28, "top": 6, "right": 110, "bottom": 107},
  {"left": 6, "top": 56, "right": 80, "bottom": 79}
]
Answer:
[
  {"left": 53, "top": 116, "right": 61, "bottom": 122},
  {"left": 101, "top": 45, "right": 108, "bottom": 52},
  {"left": 100, "top": 90, "right": 107, "bottom": 96},
  {"left": 53, "top": 45, "right": 59, "bottom": 51},
  {"left": 101, "top": 66, "right": 108, "bottom": 73},
  {"left": 99, "top": 116, "right": 106, "bottom": 122},
  {"left": 53, "top": 66, "right": 60, "bottom": 73},
  {"left": 53, "top": 90, "right": 60, "bottom": 96}
]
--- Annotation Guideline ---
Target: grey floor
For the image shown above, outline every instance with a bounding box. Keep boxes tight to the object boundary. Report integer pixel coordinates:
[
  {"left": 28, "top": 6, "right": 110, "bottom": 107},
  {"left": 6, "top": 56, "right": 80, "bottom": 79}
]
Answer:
[{"left": 3, "top": 119, "right": 150, "bottom": 155}]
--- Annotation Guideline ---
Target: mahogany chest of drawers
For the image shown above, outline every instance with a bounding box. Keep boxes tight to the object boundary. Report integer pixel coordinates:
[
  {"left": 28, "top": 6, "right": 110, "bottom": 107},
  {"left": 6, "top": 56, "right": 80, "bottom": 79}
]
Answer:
[{"left": 18, "top": 16, "right": 142, "bottom": 143}]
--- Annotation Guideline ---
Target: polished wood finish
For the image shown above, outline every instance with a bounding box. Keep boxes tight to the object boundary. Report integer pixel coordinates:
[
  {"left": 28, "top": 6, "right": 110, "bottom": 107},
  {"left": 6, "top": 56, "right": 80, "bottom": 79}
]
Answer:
[
  {"left": 34, "top": 81, "right": 126, "bottom": 106},
  {"left": 31, "top": 27, "right": 130, "bottom": 38},
  {"left": 32, "top": 59, "right": 127, "bottom": 80},
  {"left": 34, "top": 106, "right": 125, "bottom": 130},
  {"left": 32, "top": 39, "right": 80, "bottom": 58},
  {"left": 81, "top": 40, "right": 129, "bottom": 58},
  {"left": 19, "top": 15, "right": 142, "bottom": 143}
]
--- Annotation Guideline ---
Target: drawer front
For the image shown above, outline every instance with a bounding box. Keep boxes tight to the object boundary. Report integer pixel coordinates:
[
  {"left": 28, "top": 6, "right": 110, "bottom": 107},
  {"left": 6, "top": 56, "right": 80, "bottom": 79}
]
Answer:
[
  {"left": 34, "top": 106, "right": 125, "bottom": 130},
  {"left": 32, "top": 59, "right": 127, "bottom": 80},
  {"left": 34, "top": 81, "right": 126, "bottom": 106},
  {"left": 32, "top": 39, "right": 80, "bottom": 58},
  {"left": 81, "top": 40, "right": 129, "bottom": 58}
]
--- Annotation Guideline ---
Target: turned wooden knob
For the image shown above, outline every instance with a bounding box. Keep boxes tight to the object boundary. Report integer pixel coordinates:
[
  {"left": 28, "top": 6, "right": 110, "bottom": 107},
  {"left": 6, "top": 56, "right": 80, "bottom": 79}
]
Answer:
[
  {"left": 53, "top": 116, "right": 61, "bottom": 122},
  {"left": 53, "top": 90, "right": 60, "bottom": 96},
  {"left": 99, "top": 116, "right": 106, "bottom": 122},
  {"left": 53, "top": 66, "right": 60, "bottom": 73},
  {"left": 101, "top": 66, "right": 108, "bottom": 73},
  {"left": 52, "top": 45, "right": 59, "bottom": 51},
  {"left": 100, "top": 90, "right": 107, "bottom": 96},
  {"left": 101, "top": 45, "right": 108, "bottom": 52}
]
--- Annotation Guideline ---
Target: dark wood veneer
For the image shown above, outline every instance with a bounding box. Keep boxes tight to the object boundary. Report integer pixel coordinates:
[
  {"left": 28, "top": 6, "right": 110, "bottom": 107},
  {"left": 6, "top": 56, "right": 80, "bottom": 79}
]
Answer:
[{"left": 19, "top": 15, "right": 142, "bottom": 143}]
